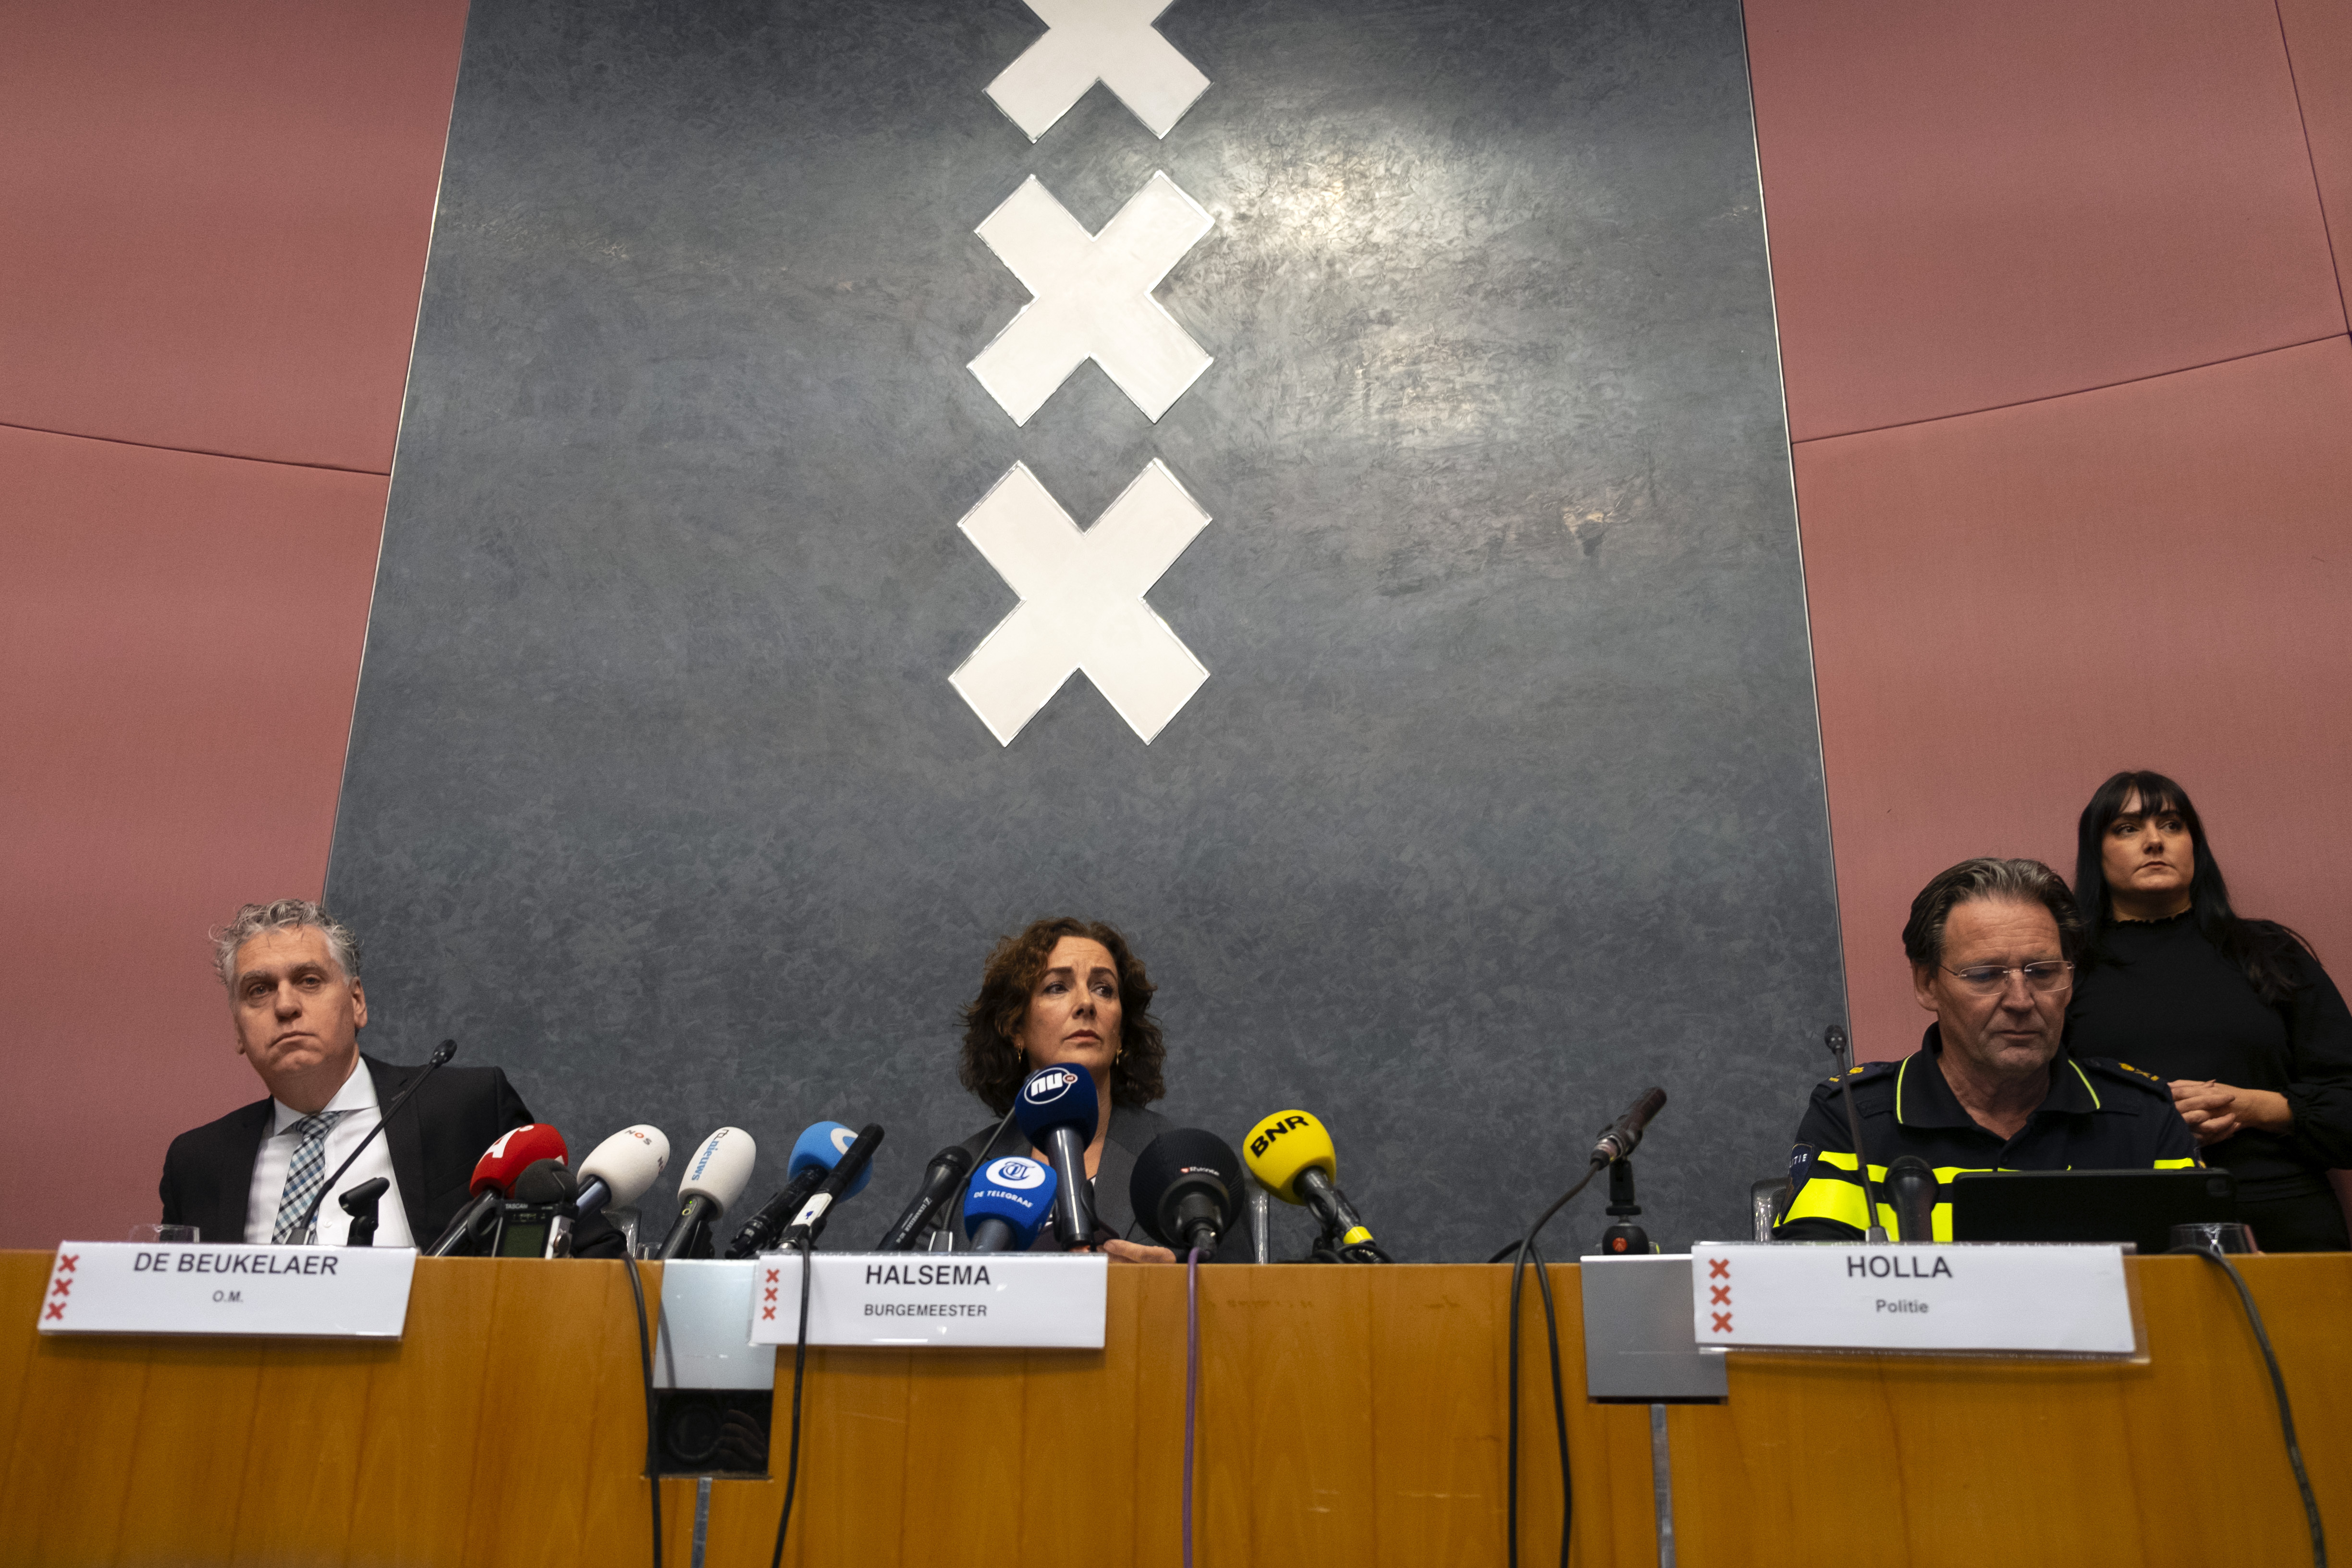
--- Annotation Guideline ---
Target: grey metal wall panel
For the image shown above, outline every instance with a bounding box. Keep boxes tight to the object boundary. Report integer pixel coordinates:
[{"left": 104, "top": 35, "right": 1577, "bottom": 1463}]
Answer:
[{"left": 328, "top": 0, "right": 1846, "bottom": 1259}]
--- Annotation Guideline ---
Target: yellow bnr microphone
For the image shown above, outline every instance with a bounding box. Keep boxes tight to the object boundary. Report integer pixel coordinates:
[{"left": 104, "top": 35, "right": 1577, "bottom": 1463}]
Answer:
[{"left": 1244, "top": 1109, "right": 1386, "bottom": 1261}]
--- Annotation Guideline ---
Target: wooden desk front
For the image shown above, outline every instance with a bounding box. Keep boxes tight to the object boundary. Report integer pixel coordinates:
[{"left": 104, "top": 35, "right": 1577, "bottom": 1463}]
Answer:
[{"left": 0, "top": 1252, "right": 2343, "bottom": 1566}]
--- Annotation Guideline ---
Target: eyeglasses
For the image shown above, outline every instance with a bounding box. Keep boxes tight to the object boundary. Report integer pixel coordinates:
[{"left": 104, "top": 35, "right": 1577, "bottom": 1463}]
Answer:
[{"left": 1942, "top": 961, "right": 2073, "bottom": 995}]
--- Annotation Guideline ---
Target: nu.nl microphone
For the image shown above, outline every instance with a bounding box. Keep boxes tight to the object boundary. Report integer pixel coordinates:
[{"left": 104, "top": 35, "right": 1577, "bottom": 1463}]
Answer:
[
  {"left": 428, "top": 1121, "right": 568, "bottom": 1256},
  {"left": 1886, "top": 1154, "right": 1939, "bottom": 1243},
  {"left": 726, "top": 1122, "right": 872, "bottom": 1258},
  {"left": 655, "top": 1127, "right": 757, "bottom": 1260},
  {"left": 779, "top": 1123, "right": 883, "bottom": 1248},
  {"left": 1244, "top": 1109, "right": 1387, "bottom": 1262},
  {"left": 1130, "top": 1129, "right": 1244, "bottom": 1258},
  {"left": 1592, "top": 1087, "right": 1668, "bottom": 1165},
  {"left": 963, "top": 1155, "right": 1058, "bottom": 1252},
  {"left": 876, "top": 1144, "right": 977, "bottom": 1252},
  {"left": 1014, "top": 1066, "right": 1099, "bottom": 1250}
]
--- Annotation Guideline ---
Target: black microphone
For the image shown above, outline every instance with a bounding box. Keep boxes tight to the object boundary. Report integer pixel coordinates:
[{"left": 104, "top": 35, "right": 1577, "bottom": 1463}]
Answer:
[
  {"left": 296, "top": 1038, "right": 457, "bottom": 1244},
  {"left": 1014, "top": 1067, "right": 1100, "bottom": 1250},
  {"left": 1130, "top": 1130, "right": 1243, "bottom": 1258},
  {"left": 1591, "top": 1086, "right": 1667, "bottom": 1165},
  {"left": 779, "top": 1124, "right": 884, "bottom": 1249},
  {"left": 338, "top": 1177, "right": 390, "bottom": 1247},
  {"left": 1825, "top": 1024, "right": 1888, "bottom": 1244},
  {"left": 1886, "top": 1154, "right": 1938, "bottom": 1243},
  {"left": 876, "top": 1145, "right": 977, "bottom": 1252}
]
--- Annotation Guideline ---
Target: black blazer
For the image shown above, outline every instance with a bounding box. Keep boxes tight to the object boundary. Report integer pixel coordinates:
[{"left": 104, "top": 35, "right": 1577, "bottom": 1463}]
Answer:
[{"left": 158, "top": 1053, "right": 534, "bottom": 1245}]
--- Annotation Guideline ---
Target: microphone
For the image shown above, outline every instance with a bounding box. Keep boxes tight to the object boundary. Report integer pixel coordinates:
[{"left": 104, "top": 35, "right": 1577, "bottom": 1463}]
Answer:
[
  {"left": 1591, "top": 1087, "right": 1667, "bottom": 1165},
  {"left": 963, "top": 1155, "right": 1058, "bottom": 1252},
  {"left": 1886, "top": 1154, "right": 1938, "bottom": 1243},
  {"left": 1244, "top": 1109, "right": 1389, "bottom": 1263},
  {"left": 338, "top": 1176, "right": 390, "bottom": 1248},
  {"left": 1014, "top": 1066, "right": 1099, "bottom": 1250},
  {"left": 726, "top": 1122, "right": 870, "bottom": 1259},
  {"left": 779, "top": 1123, "right": 884, "bottom": 1249},
  {"left": 571, "top": 1125, "right": 671, "bottom": 1222},
  {"left": 875, "top": 1144, "right": 977, "bottom": 1252},
  {"left": 427, "top": 1122, "right": 569, "bottom": 1256},
  {"left": 295, "top": 1038, "right": 458, "bottom": 1244},
  {"left": 1825, "top": 1024, "right": 1888, "bottom": 1244},
  {"left": 655, "top": 1127, "right": 757, "bottom": 1260},
  {"left": 1130, "top": 1129, "right": 1244, "bottom": 1258},
  {"left": 493, "top": 1159, "right": 574, "bottom": 1259}
]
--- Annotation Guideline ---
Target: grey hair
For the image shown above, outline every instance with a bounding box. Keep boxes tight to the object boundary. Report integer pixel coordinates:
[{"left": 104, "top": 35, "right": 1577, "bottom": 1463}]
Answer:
[
  {"left": 1902, "top": 858, "right": 2083, "bottom": 968},
  {"left": 213, "top": 899, "right": 362, "bottom": 989}
]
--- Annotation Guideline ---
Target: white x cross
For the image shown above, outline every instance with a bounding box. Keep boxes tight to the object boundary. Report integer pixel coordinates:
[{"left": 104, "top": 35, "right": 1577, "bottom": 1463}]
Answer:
[
  {"left": 986, "top": 0, "right": 1210, "bottom": 141},
  {"left": 970, "top": 172, "right": 1212, "bottom": 426},
  {"left": 950, "top": 460, "right": 1211, "bottom": 745}
]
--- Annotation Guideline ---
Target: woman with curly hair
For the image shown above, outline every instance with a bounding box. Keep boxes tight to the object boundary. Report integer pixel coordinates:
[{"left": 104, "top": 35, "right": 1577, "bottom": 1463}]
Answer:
[{"left": 950, "top": 916, "right": 1176, "bottom": 1261}]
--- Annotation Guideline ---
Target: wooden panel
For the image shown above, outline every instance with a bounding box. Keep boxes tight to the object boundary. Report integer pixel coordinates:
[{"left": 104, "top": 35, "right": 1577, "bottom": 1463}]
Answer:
[{"left": 5, "top": 1254, "right": 2346, "bottom": 1566}]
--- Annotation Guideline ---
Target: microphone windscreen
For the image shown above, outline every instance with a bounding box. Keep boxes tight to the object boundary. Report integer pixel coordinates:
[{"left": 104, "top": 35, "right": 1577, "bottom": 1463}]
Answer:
[
  {"left": 963, "top": 1155, "right": 1057, "bottom": 1249},
  {"left": 579, "top": 1125, "right": 670, "bottom": 1208},
  {"left": 1012, "top": 1065, "right": 1099, "bottom": 1149},
  {"left": 677, "top": 1127, "right": 757, "bottom": 1216},
  {"left": 1243, "top": 1109, "right": 1338, "bottom": 1206},
  {"left": 787, "top": 1121, "right": 876, "bottom": 1198},
  {"left": 469, "top": 1123, "right": 571, "bottom": 1197},
  {"left": 511, "top": 1157, "right": 576, "bottom": 1204},
  {"left": 1131, "top": 1128, "right": 1243, "bottom": 1249}
]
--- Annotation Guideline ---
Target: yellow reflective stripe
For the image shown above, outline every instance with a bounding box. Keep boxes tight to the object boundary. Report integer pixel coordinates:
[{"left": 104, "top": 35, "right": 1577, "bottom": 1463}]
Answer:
[
  {"left": 1783, "top": 1170, "right": 1870, "bottom": 1230},
  {"left": 2155, "top": 1157, "right": 2200, "bottom": 1170},
  {"left": 2070, "top": 1061, "right": 2101, "bottom": 1109},
  {"left": 1896, "top": 1055, "right": 1911, "bottom": 1122},
  {"left": 1815, "top": 1149, "right": 1860, "bottom": 1171}
]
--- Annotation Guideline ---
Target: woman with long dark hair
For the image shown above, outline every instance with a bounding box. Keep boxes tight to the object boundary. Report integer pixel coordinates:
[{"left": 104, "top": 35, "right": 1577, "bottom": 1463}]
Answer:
[{"left": 2068, "top": 770, "right": 2352, "bottom": 1250}]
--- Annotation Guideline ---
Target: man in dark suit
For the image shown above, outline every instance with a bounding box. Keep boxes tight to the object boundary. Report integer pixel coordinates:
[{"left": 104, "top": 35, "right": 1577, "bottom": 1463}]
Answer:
[{"left": 159, "top": 899, "right": 537, "bottom": 1247}]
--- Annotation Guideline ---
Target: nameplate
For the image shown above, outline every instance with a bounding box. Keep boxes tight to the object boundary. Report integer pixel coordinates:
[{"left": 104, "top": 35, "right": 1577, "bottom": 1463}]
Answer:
[
  {"left": 747, "top": 1252, "right": 1108, "bottom": 1348},
  {"left": 1690, "top": 1241, "right": 2135, "bottom": 1355},
  {"left": 36, "top": 1242, "right": 416, "bottom": 1339}
]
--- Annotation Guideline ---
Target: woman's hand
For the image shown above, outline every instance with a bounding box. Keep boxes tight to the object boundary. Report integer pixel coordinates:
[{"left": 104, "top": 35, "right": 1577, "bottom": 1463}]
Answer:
[
  {"left": 1101, "top": 1238, "right": 1177, "bottom": 1264},
  {"left": 2169, "top": 1080, "right": 2293, "bottom": 1145}
]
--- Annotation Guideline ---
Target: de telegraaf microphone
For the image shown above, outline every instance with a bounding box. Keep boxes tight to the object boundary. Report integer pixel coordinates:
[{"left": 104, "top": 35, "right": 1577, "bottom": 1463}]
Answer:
[
  {"left": 1245, "top": 1109, "right": 1389, "bottom": 1263},
  {"left": 1014, "top": 1066, "right": 1099, "bottom": 1250},
  {"left": 1130, "top": 1129, "right": 1244, "bottom": 1258},
  {"left": 963, "top": 1155, "right": 1057, "bottom": 1253},
  {"left": 1592, "top": 1087, "right": 1668, "bottom": 1165},
  {"left": 726, "top": 1122, "right": 871, "bottom": 1258},
  {"left": 655, "top": 1127, "right": 757, "bottom": 1260},
  {"left": 779, "top": 1123, "right": 883, "bottom": 1249},
  {"left": 876, "top": 1144, "right": 977, "bottom": 1252},
  {"left": 428, "top": 1121, "right": 568, "bottom": 1256}
]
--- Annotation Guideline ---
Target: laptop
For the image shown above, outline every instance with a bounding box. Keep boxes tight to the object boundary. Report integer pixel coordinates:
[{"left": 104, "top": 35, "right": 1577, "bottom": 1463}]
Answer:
[{"left": 1948, "top": 1168, "right": 2240, "bottom": 1255}]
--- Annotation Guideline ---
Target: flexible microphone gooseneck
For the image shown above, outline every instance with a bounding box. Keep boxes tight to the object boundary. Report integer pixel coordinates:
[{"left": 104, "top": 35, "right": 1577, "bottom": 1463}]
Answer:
[
  {"left": 295, "top": 1038, "right": 457, "bottom": 1245},
  {"left": 1825, "top": 1025, "right": 1889, "bottom": 1243}
]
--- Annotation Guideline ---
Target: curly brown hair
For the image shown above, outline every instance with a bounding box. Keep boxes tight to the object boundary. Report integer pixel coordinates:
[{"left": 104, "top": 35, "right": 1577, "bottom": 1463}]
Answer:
[{"left": 957, "top": 917, "right": 1167, "bottom": 1114}]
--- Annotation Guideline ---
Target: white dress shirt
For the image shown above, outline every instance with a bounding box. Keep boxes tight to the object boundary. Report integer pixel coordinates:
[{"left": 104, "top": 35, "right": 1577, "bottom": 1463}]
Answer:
[{"left": 244, "top": 1058, "right": 415, "bottom": 1247}]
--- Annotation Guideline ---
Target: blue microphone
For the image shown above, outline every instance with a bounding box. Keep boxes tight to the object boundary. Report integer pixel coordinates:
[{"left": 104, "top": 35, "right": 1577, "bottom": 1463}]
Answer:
[
  {"left": 725, "top": 1121, "right": 875, "bottom": 1258},
  {"left": 1013, "top": 1065, "right": 1100, "bottom": 1250},
  {"left": 963, "top": 1155, "right": 1059, "bottom": 1252}
]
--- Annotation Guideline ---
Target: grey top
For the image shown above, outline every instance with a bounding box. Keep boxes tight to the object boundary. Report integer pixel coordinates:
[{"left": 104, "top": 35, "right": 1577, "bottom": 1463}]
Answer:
[{"left": 947, "top": 1102, "right": 1173, "bottom": 1250}]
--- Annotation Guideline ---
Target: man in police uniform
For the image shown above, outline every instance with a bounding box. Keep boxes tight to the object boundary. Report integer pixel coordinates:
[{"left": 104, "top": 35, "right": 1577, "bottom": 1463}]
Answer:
[{"left": 1776, "top": 858, "right": 2199, "bottom": 1241}]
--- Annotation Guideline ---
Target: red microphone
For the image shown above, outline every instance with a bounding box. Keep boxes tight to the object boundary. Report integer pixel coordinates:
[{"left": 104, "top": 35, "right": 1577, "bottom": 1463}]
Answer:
[{"left": 429, "top": 1124, "right": 569, "bottom": 1255}]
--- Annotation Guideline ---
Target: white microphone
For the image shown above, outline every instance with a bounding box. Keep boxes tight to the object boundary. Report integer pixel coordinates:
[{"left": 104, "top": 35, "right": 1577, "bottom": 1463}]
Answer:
[
  {"left": 654, "top": 1127, "right": 757, "bottom": 1259},
  {"left": 575, "top": 1125, "right": 671, "bottom": 1218}
]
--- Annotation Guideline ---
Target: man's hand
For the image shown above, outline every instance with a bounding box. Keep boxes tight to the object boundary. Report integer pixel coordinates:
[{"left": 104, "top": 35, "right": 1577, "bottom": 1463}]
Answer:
[
  {"left": 1101, "top": 1238, "right": 1177, "bottom": 1264},
  {"left": 2170, "top": 1080, "right": 2293, "bottom": 1146}
]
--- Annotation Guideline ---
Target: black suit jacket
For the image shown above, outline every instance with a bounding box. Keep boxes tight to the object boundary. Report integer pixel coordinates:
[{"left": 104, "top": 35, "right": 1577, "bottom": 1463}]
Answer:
[{"left": 159, "top": 1054, "right": 534, "bottom": 1245}]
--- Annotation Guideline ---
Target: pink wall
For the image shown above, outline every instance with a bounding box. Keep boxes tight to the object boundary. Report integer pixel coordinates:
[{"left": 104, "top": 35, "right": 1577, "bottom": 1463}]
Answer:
[
  {"left": 0, "top": 1, "right": 470, "bottom": 1249},
  {"left": 1747, "top": 0, "right": 2352, "bottom": 1055}
]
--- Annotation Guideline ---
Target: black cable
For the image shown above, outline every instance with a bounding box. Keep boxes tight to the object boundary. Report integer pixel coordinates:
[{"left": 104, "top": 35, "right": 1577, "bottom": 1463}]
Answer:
[
  {"left": 768, "top": 1235, "right": 815, "bottom": 1568},
  {"left": 622, "top": 1256, "right": 663, "bottom": 1568},
  {"left": 1506, "top": 1162, "right": 1602, "bottom": 1568},
  {"left": 1529, "top": 1240, "right": 1572, "bottom": 1568},
  {"left": 2173, "top": 1243, "right": 2327, "bottom": 1568}
]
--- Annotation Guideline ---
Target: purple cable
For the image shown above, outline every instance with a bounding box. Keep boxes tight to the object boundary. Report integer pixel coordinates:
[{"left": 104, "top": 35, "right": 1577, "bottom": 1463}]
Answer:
[{"left": 1184, "top": 1244, "right": 1202, "bottom": 1568}]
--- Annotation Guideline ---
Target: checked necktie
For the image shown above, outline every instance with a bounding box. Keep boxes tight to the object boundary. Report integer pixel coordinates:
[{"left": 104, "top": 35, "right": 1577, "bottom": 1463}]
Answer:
[{"left": 271, "top": 1110, "right": 354, "bottom": 1244}]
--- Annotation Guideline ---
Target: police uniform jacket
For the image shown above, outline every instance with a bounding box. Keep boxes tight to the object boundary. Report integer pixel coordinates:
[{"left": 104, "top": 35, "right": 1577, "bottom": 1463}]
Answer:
[{"left": 1774, "top": 1025, "right": 2202, "bottom": 1242}]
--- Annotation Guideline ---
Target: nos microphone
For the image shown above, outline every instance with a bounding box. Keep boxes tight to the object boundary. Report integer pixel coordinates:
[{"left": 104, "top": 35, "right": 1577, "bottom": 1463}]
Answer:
[
  {"left": 655, "top": 1127, "right": 757, "bottom": 1260},
  {"left": 963, "top": 1156, "right": 1057, "bottom": 1252},
  {"left": 1886, "top": 1154, "right": 1938, "bottom": 1243},
  {"left": 1130, "top": 1129, "right": 1244, "bottom": 1258},
  {"left": 428, "top": 1123, "right": 569, "bottom": 1256},
  {"left": 875, "top": 1144, "right": 977, "bottom": 1252},
  {"left": 572, "top": 1125, "right": 671, "bottom": 1222},
  {"left": 1592, "top": 1087, "right": 1668, "bottom": 1165},
  {"left": 1014, "top": 1066, "right": 1099, "bottom": 1250},
  {"left": 1245, "top": 1109, "right": 1388, "bottom": 1263},
  {"left": 727, "top": 1122, "right": 872, "bottom": 1258},
  {"left": 779, "top": 1123, "right": 883, "bottom": 1248}
]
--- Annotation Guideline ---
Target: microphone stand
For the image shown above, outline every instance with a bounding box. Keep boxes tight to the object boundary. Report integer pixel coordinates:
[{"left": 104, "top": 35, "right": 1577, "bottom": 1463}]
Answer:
[
  {"left": 296, "top": 1039, "right": 458, "bottom": 1245},
  {"left": 1825, "top": 1025, "right": 1887, "bottom": 1244}
]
